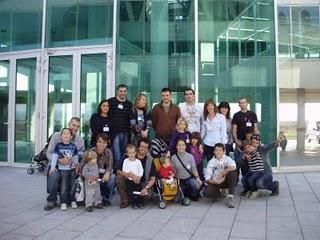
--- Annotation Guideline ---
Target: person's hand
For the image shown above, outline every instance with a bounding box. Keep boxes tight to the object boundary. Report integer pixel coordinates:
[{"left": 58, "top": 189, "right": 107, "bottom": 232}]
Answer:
[
  {"left": 141, "top": 130, "right": 148, "bottom": 138},
  {"left": 199, "top": 144, "right": 204, "bottom": 154},
  {"left": 216, "top": 175, "right": 225, "bottom": 184},
  {"left": 235, "top": 140, "right": 242, "bottom": 148},
  {"left": 218, "top": 171, "right": 226, "bottom": 178},
  {"left": 140, "top": 187, "right": 148, "bottom": 196},
  {"left": 196, "top": 177, "right": 202, "bottom": 186},
  {"left": 49, "top": 168, "right": 57, "bottom": 175},
  {"left": 103, "top": 173, "right": 110, "bottom": 182},
  {"left": 133, "top": 175, "right": 141, "bottom": 184},
  {"left": 59, "top": 157, "right": 72, "bottom": 166},
  {"left": 243, "top": 153, "right": 252, "bottom": 161}
]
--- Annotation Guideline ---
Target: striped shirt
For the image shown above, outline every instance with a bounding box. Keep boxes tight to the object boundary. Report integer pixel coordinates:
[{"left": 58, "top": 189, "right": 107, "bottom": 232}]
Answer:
[{"left": 248, "top": 151, "right": 264, "bottom": 172}]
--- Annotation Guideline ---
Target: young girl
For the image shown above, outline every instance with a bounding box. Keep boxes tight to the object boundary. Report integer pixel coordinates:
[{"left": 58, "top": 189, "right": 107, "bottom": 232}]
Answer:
[
  {"left": 122, "top": 144, "right": 144, "bottom": 209},
  {"left": 189, "top": 132, "right": 204, "bottom": 181},
  {"left": 82, "top": 151, "right": 103, "bottom": 212},
  {"left": 167, "top": 117, "right": 191, "bottom": 156},
  {"left": 158, "top": 156, "right": 177, "bottom": 190}
]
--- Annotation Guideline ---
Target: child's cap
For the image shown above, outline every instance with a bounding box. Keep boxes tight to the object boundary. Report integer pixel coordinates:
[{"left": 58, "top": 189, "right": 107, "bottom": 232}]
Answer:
[{"left": 250, "top": 133, "right": 261, "bottom": 141}]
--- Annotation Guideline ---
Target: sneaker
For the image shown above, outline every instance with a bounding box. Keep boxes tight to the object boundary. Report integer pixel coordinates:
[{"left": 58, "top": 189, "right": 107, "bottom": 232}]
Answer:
[
  {"left": 131, "top": 203, "right": 138, "bottom": 210},
  {"left": 86, "top": 206, "right": 93, "bottom": 212},
  {"left": 245, "top": 191, "right": 252, "bottom": 198},
  {"left": 44, "top": 202, "right": 55, "bottom": 211},
  {"left": 271, "top": 181, "right": 279, "bottom": 196},
  {"left": 250, "top": 191, "right": 260, "bottom": 199},
  {"left": 60, "top": 203, "right": 67, "bottom": 211},
  {"left": 71, "top": 201, "right": 78, "bottom": 209},
  {"left": 226, "top": 196, "right": 235, "bottom": 208},
  {"left": 120, "top": 202, "right": 129, "bottom": 208},
  {"left": 240, "top": 191, "right": 247, "bottom": 197},
  {"left": 95, "top": 203, "right": 103, "bottom": 209},
  {"left": 221, "top": 189, "right": 228, "bottom": 198},
  {"left": 137, "top": 202, "right": 144, "bottom": 209},
  {"left": 102, "top": 199, "right": 111, "bottom": 207}
]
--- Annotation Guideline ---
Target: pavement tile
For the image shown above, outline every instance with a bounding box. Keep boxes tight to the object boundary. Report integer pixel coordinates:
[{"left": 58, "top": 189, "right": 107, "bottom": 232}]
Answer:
[
  {"left": 200, "top": 213, "right": 235, "bottom": 228},
  {"left": 0, "top": 222, "right": 22, "bottom": 235},
  {"left": 33, "top": 229, "right": 81, "bottom": 240},
  {"left": 297, "top": 213, "right": 320, "bottom": 226},
  {"left": 153, "top": 231, "right": 191, "bottom": 240},
  {"left": 162, "top": 217, "right": 201, "bottom": 234},
  {"left": 267, "top": 205, "right": 297, "bottom": 218},
  {"left": 267, "top": 216, "right": 301, "bottom": 233},
  {"left": 191, "top": 226, "right": 229, "bottom": 240},
  {"left": 267, "top": 231, "right": 303, "bottom": 240},
  {"left": 3, "top": 210, "right": 50, "bottom": 225},
  {"left": 138, "top": 208, "right": 176, "bottom": 223},
  {"left": 119, "top": 221, "right": 163, "bottom": 239},
  {"left": 99, "top": 209, "right": 144, "bottom": 228},
  {"left": 73, "top": 224, "right": 124, "bottom": 240},
  {"left": 230, "top": 221, "right": 265, "bottom": 239},
  {"left": 235, "top": 208, "right": 266, "bottom": 223},
  {"left": 301, "top": 225, "right": 320, "bottom": 240},
  {"left": 56, "top": 215, "right": 103, "bottom": 232},
  {"left": 174, "top": 205, "right": 210, "bottom": 219},
  {"left": 0, "top": 233, "right": 35, "bottom": 240}
]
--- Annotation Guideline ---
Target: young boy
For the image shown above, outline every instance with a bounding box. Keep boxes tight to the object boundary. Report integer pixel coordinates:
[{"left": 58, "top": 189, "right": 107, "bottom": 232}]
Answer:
[
  {"left": 122, "top": 144, "right": 144, "bottom": 209},
  {"left": 49, "top": 128, "right": 79, "bottom": 210},
  {"left": 204, "top": 143, "right": 237, "bottom": 208},
  {"left": 241, "top": 141, "right": 264, "bottom": 199}
]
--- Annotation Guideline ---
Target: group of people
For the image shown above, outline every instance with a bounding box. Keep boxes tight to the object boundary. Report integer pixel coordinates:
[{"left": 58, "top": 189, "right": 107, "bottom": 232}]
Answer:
[{"left": 44, "top": 84, "right": 283, "bottom": 211}]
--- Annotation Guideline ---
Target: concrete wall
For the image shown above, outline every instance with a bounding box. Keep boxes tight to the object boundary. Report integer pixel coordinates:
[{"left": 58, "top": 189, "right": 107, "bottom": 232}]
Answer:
[{"left": 278, "top": 0, "right": 320, "bottom": 5}]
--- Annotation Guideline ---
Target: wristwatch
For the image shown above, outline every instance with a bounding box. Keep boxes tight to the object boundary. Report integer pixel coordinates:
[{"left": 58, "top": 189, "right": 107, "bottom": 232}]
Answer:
[{"left": 145, "top": 185, "right": 150, "bottom": 189}]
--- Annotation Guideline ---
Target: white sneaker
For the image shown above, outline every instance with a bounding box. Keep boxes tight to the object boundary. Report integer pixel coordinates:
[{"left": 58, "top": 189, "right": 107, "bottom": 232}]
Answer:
[
  {"left": 250, "top": 191, "right": 260, "bottom": 199},
  {"left": 61, "top": 203, "right": 67, "bottom": 210},
  {"left": 71, "top": 201, "right": 78, "bottom": 209}
]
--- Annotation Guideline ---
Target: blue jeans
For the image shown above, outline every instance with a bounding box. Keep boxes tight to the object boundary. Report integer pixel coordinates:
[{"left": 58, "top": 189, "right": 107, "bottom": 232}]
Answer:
[
  {"left": 234, "top": 148, "right": 249, "bottom": 176},
  {"left": 180, "top": 177, "right": 198, "bottom": 198},
  {"left": 241, "top": 171, "right": 264, "bottom": 192},
  {"left": 47, "top": 169, "right": 60, "bottom": 203},
  {"left": 60, "top": 169, "right": 76, "bottom": 204},
  {"left": 112, "top": 132, "right": 128, "bottom": 171},
  {"left": 99, "top": 173, "right": 116, "bottom": 202},
  {"left": 256, "top": 174, "right": 274, "bottom": 191}
]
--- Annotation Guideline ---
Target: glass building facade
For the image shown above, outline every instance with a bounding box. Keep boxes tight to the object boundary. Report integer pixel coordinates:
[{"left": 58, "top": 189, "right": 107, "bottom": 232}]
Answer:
[{"left": 0, "top": 0, "right": 277, "bottom": 165}]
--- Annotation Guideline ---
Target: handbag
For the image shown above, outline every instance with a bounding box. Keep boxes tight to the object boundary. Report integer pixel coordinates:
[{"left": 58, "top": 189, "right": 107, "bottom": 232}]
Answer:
[
  {"left": 75, "top": 177, "right": 85, "bottom": 202},
  {"left": 176, "top": 154, "right": 201, "bottom": 190}
]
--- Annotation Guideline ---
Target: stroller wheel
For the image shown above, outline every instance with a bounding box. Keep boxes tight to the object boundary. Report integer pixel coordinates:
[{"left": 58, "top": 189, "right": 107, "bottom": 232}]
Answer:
[
  {"left": 27, "top": 168, "right": 35, "bottom": 175},
  {"left": 182, "top": 197, "right": 191, "bottom": 206},
  {"left": 159, "top": 200, "right": 167, "bottom": 209},
  {"left": 38, "top": 165, "right": 45, "bottom": 173}
]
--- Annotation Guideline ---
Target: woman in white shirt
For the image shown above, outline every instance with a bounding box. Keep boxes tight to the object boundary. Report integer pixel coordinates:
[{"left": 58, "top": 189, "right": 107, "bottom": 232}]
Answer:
[{"left": 201, "top": 99, "right": 227, "bottom": 161}]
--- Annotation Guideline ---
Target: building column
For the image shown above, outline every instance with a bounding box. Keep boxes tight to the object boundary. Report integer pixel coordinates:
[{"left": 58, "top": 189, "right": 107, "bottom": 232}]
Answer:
[{"left": 297, "top": 88, "right": 305, "bottom": 152}]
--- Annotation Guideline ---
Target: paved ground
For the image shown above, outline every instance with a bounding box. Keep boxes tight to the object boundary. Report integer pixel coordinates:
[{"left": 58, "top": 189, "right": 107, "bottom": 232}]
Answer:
[{"left": 0, "top": 167, "right": 319, "bottom": 240}]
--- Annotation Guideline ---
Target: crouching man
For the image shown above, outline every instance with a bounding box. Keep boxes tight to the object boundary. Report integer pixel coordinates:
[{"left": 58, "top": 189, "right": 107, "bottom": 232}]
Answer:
[{"left": 203, "top": 143, "right": 237, "bottom": 208}]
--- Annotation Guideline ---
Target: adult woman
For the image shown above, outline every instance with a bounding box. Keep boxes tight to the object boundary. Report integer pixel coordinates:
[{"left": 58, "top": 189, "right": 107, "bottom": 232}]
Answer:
[
  {"left": 89, "top": 99, "right": 112, "bottom": 147},
  {"left": 201, "top": 99, "right": 227, "bottom": 161},
  {"left": 130, "top": 94, "right": 152, "bottom": 146},
  {"left": 171, "top": 139, "right": 202, "bottom": 201},
  {"left": 218, "top": 101, "right": 233, "bottom": 156},
  {"left": 91, "top": 133, "right": 115, "bottom": 206}
]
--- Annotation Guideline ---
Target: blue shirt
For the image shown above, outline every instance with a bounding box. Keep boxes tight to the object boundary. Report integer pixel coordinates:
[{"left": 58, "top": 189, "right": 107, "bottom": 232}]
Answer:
[{"left": 51, "top": 142, "right": 79, "bottom": 170}]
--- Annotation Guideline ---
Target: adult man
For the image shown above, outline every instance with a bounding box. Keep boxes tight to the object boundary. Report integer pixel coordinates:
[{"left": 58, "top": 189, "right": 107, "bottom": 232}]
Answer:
[
  {"left": 152, "top": 87, "right": 181, "bottom": 145},
  {"left": 44, "top": 117, "right": 85, "bottom": 210},
  {"left": 108, "top": 84, "right": 133, "bottom": 172},
  {"left": 116, "top": 138, "right": 156, "bottom": 208},
  {"left": 232, "top": 97, "right": 259, "bottom": 175},
  {"left": 204, "top": 143, "right": 237, "bottom": 208},
  {"left": 251, "top": 134, "right": 280, "bottom": 196},
  {"left": 178, "top": 88, "right": 202, "bottom": 133}
]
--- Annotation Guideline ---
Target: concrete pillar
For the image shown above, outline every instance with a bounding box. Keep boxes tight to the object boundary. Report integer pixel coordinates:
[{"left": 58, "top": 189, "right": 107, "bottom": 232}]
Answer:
[{"left": 297, "top": 88, "right": 305, "bottom": 152}]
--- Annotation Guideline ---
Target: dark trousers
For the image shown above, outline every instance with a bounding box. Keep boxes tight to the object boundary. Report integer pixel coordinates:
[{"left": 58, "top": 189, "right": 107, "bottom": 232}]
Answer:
[
  {"left": 204, "top": 170, "right": 238, "bottom": 198},
  {"left": 234, "top": 148, "right": 249, "bottom": 176},
  {"left": 180, "top": 177, "right": 198, "bottom": 198},
  {"left": 47, "top": 169, "right": 60, "bottom": 203},
  {"left": 112, "top": 132, "right": 128, "bottom": 172},
  {"left": 204, "top": 144, "right": 215, "bottom": 161},
  {"left": 196, "top": 161, "right": 204, "bottom": 181},
  {"left": 256, "top": 174, "right": 274, "bottom": 191},
  {"left": 241, "top": 171, "right": 264, "bottom": 192},
  {"left": 125, "top": 179, "right": 142, "bottom": 205},
  {"left": 60, "top": 169, "right": 76, "bottom": 204}
]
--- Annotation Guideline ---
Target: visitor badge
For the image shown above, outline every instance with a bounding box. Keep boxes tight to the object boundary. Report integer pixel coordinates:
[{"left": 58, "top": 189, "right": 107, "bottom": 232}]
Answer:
[
  {"left": 186, "top": 164, "right": 191, "bottom": 169},
  {"left": 103, "top": 126, "right": 109, "bottom": 132},
  {"left": 118, "top": 104, "right": 123, "bottom": 109},
  {"left": 186, "top": 138, "right": 190, "bottom": 143},
  {"left": 98, "top": 168, "right": 106, "bottom": 174},
  {"left": 246, "top": 122, "right": 252, "bottom": 127}
]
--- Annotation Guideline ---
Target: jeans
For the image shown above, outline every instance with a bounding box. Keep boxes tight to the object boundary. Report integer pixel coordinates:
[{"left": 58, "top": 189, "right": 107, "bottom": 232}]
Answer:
[
  {"left": 203, "top": 144, "right": 215, "bottom": 161},
  {"left": 112, "top": 132, "right": 128, "bottom": 171},
  {"left": 241, "top": 171, "right": 264, "bottom": 192},
  {"left": 256, "top": 174, "right": 274, "bottom": 191},
  {"left": 47, "top": 169, "right": 60, "bottom": 203},
  {"left": 60, "top": 169, "right": 77, "bottom": 204},
  {"left": 180, "top": 177, "right": 198, "bottom": 198},
  {"left": 99, "top": 173, "right": 116, "bottom": 202},
  {"left": 234, "top": 148, "right": 249, "bottom": 176}
]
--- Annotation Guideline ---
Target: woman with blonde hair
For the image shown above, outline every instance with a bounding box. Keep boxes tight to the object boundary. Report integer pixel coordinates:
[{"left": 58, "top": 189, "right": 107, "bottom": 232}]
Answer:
[{"left": 130, "top": 94, "right": 152, "bottom": 146}]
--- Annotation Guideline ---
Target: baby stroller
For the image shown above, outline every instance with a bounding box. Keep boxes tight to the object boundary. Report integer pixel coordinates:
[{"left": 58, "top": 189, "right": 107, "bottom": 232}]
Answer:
[
  {"left": 27, "top": 137, "right": 51, "bottom": 175},
  {"left": 151, "top": 139, "right": 191, "bottom": 209},
  {"left": 154, "top": 158, "right": 190, "bottom": 209}
]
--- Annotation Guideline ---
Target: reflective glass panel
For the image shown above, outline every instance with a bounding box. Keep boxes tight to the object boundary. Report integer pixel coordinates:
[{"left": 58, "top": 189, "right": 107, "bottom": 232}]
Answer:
[
  {"left": 15, "top": 58, "right": 36, "bottom": 163},
  {"left": 80, "top": 53, "right": 107, "bottom": 147},
  {"left": 48, "top": 56, "right": 73, "bottom": 136},
  {"left": 0, "top": 60, "right": 9, "bottom": 162},
  {"left": 117, "top": 0, "right": 195, "bottom": 105},
  {"left": 46, "top": 0, "right": 113, "bottom": 48},
  {"left": 0, "top": 0, "right": 42, "bottom": 52}
]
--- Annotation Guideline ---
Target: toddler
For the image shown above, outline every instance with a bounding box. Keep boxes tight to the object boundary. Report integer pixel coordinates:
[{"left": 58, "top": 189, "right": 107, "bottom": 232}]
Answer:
[{"left": 158, "top": 156, "right": 177, "bottom": 190}]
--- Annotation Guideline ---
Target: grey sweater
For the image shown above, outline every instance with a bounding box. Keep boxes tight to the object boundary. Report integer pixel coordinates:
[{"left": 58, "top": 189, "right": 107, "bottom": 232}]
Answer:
[
  {"left": 82, "top": 163, "right": 99, "bottom": 178},
  {"left": 171, "top": 152, "right": 197, "bottom": 179}
]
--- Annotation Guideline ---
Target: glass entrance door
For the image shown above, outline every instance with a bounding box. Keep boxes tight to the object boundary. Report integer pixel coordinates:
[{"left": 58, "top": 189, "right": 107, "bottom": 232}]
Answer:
[
  {"left": 0, "top": 60, "right": 9, "bottom": 162},
  {"left": 45, "top": 47, "right": 113, "bottom": 148}
]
